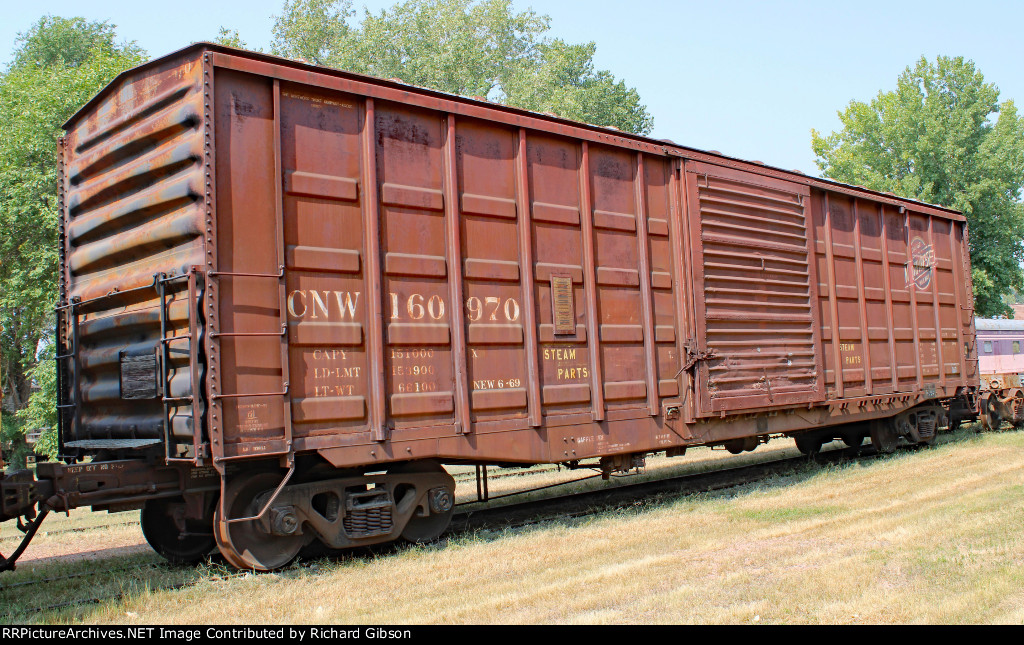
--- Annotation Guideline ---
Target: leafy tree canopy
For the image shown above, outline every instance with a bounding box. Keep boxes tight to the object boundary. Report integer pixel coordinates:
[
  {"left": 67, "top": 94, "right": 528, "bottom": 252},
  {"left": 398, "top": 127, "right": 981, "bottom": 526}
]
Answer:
[
  {"left": 214, "top": 27, "right": 249, "bottom": 49},
  {"left": 1, "top": 16, "right": 145, "bottom": 462},
  {"left": 271, "top": 0, "right": 653, "bottom": 134},
  {"left": 812, "top": 56, "right": 1024, "bottom": 317},
  {"left": 11, "top": 16, "right": 142, "bottom": 69}
]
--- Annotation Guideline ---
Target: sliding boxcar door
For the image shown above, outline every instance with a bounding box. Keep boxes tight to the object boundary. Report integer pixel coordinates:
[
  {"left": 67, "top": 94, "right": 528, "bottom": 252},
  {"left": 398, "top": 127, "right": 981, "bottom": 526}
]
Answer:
[{"left": 684, "top": 161, "right": 825, "bottom": 416}]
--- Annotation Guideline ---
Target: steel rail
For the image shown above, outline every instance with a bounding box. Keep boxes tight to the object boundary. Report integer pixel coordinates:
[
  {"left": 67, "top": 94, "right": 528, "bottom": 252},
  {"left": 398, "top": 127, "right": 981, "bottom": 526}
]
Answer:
[{"left": 448, "top": 448, "right": 872, "bottom": 534}]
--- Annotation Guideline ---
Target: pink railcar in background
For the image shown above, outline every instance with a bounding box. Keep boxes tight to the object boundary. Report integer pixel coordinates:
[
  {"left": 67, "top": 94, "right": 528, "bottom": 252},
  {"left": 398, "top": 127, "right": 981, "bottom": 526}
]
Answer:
[
  {"left": 975, "top": 318, "right": 1024, "bottom": 389},
  {"left": 975, "top": 317, "right": 1024, "bottom": 429}
]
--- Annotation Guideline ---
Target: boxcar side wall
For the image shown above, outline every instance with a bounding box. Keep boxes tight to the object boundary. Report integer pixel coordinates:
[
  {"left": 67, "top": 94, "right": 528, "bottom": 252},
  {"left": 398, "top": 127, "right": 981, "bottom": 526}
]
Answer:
[
  {"left": 55, "top": 46, "right": 978, "bottom": 472},
  {"left": 811, "top": 191, "right": 977, "bottom": 401},
  {"left": 203, "top": 52, "right": 977, "bottom": 470},
  {"left": 209, "top": 66, "right": 690, "bottom": 466}
]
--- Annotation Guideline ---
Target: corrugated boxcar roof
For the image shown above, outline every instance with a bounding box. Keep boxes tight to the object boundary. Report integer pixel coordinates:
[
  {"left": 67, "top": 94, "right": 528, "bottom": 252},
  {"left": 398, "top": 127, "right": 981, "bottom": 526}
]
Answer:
[{"left": 64, "top": 42, "right": 963, "bottom": 219}]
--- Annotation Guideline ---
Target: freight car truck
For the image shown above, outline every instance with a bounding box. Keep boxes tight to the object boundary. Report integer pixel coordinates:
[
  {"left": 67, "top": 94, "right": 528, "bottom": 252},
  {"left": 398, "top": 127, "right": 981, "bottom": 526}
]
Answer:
[{"left": 0, "top": 45, "right": 978, "bottom": 571}]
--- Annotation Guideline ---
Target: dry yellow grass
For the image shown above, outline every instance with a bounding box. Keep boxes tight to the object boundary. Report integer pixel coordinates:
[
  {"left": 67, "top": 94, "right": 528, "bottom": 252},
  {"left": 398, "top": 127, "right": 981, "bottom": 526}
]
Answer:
[
  {"left": 0, "top": 507, "right": 150, "bottom": 566},
  {"left": 6, "top": 429, "right": 1023, "bottom": 624},
  {"left": 1, "top": 438, "right": 799, "bottom": 568}
]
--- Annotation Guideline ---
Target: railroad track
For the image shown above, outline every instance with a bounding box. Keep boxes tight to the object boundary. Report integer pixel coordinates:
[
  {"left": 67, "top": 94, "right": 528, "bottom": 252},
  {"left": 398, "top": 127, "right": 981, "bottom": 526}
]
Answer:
[
  {"left": 0, "top": 468, "right": 551, "bottom": 544},
  {"left": 0, "top": 466, "right": 586, "bottom": 544},
  {"left": 1, "top": 444, "right": 878, "bottom": 617},
  {"left": 448, "top": 448, "right": 869, "bottom": 533},
  {"left": 451, "top": 464, "right": 562, "bottom": 483},
  {"left": 0, "top": 562, "right": 163, "bottom": 591},
  {"left": 0, "top": 466, "right": 568, "bottom": 543},
  {"left": 0, "top": 517, "right": 141, "bottom": 540}
]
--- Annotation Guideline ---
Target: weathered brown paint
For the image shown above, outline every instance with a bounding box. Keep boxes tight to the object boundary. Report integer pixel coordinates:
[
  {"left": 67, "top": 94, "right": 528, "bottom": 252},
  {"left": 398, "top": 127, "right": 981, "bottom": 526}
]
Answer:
[
  {"left": 514, "top": 128, "right": 542, "bottom": 427},
  {"left": 362, "top": 97, "right": 387, "bottom": 442},
  {"left": 442, "top": 114, "right": 471, "bottom": 434},
  {"left": 578, "top": 141, "right": 605, "bottom": 422},
  {"left": 851, "top": 199, "right": 872, "bottom": 395},
  {"left": 878, "top": 204, "right": 900, "bottom": 391},
  {"left": 948, "top": 221, "right": 968, "bottom": 381},
  {"left": 633, "top": 153, "right": 659, "bottom": 417},
  {"left": 53, "top": 44, "right": 977, "bottom": 475}
]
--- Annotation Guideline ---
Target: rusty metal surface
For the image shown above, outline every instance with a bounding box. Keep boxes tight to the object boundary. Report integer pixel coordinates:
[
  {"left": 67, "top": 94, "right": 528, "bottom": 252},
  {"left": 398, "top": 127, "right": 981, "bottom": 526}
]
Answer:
[
  {"left": 811, "top": 193, "right": 977, "bottom": 402},
  {"left": 62, "top": 45, "right": 967, "bottom": 224},
  {"left": 199, "top": 63, "right": 689, "bottom": 461},
  {"left": 58, "top": 53, "right": 208, "bottom": 459},
  {"left": 685, "top": 162, "right": 822, "bottom": 415},
  {"left": 57, "top": 45, "right": 979, "bottom": 476}
]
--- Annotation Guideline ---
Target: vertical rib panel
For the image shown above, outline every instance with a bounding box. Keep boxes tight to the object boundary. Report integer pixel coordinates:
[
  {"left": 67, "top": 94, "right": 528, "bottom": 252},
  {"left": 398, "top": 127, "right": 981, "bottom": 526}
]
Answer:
[
  {"left": 579, "top": 142, "right": 604, "bottom": 421},
  {"left": 823, "top": 193, "right": 844, "bottom": 398},
  {"left": 634, "top": 153, "right": 659, "bottom": 416},
  {"left": 852, "top": 199, "right": 872, "bottom": 394},
  {"left": 443, "top": 114, "right": 471, "bottom": 433},
  {"left": 878, "top": 205, "right": 899, "bottom": 390},
  {"left": 515, "top": 129, "right": 542, "bottom": 427},
  {"left": 362, "top": 98, "right": 387, "bottom": 441}
]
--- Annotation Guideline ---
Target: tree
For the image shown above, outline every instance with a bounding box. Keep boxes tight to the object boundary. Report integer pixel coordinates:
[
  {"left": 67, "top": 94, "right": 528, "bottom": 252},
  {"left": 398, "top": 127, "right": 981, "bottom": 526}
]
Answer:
[
  {"left": 271, "top": 0, "right": 355, "bottom": 67},
  {"left": 214, "top": 27, "right": 248, "bottom": 49},
  {"left": 812, "top": 56, "right": 1024, "bottom": 317},
  {"left": 503, "top": 39, "right": 652, "bottom": 137},
  {"left": 0, "top": 16, "right": 145, "bottom": 465},
  {"left": 271, "top": 0, "right": 653, "bottom": 134}
]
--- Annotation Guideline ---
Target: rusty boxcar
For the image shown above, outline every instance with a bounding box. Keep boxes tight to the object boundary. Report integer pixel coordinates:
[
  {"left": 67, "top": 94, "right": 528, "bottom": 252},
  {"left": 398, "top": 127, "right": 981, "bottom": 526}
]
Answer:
[{"left": 0, "top": 44, "right": 978, "bottom": 571}]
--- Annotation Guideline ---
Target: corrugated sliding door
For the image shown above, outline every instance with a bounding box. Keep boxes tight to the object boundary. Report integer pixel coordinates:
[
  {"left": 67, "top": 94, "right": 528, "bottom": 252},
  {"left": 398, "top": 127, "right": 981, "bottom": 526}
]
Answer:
[{"left": 684, "top": 161, "right": 824, "bottom": 415}]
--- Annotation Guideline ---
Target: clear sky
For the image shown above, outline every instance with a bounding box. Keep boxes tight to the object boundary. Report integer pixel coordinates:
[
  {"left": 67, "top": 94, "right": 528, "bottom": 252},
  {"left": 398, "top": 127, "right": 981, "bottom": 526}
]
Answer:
[{"left": 3, "top": 0, "right": 1022, "bottom": 175}]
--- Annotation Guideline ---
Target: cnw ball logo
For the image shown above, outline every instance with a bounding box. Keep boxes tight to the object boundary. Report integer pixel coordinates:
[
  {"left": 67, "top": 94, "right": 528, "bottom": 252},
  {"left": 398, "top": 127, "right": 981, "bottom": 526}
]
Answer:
[{"left": 906, "top": 237, "right": 935, "bottom": 290}]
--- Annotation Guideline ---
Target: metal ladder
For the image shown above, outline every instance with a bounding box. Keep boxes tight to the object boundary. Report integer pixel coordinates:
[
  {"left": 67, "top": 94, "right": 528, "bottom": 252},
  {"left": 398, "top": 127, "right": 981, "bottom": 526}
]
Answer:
[
  {"left": 54, "top": 298, "right": 81, "bottom": 462},
  {"left": 157, "top": 267, "right": 207, "bottom": 464},
  {"left": 206, "top": 266, "right": 297, "bottom": 528},
  {"left": 55, "top": 276, "right": 172, "bottom": 459}
]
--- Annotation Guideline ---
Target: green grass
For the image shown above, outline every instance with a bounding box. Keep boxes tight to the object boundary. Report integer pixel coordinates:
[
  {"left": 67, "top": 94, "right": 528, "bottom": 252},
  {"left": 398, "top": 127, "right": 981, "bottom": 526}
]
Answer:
[{"left": 734, "top": 504, "right": 844, "bottom": 523}]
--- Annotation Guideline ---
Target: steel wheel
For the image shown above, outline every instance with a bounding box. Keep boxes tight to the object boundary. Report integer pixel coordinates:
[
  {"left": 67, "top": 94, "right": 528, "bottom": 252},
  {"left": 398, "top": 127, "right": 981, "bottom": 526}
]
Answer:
[
  {"left": 840, "top": 432, "right": 865, "bottom": 456},
  {"left": 869, "top": 419, "right": 898, "bottom": 454},
  {"left": 979, "top": 393, "right": 993, "bottom": 431},
  {"left": 390, "top": 461, "right": 455, "bottom": 544},
  {"left": 842, "top": 433, "right": 864, "bottom": 449},
  {"left": 214, "top": 471, "right": 308, "bottom": 571},
  {"left": 794, "top": 433, "right": 823, "bottom": 456},
  {"left": 141, "top": 496, "right": 215, "bottom": 565},
  {"left": 980, "top": 393, "right": 1004, "bottom": 432}
]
